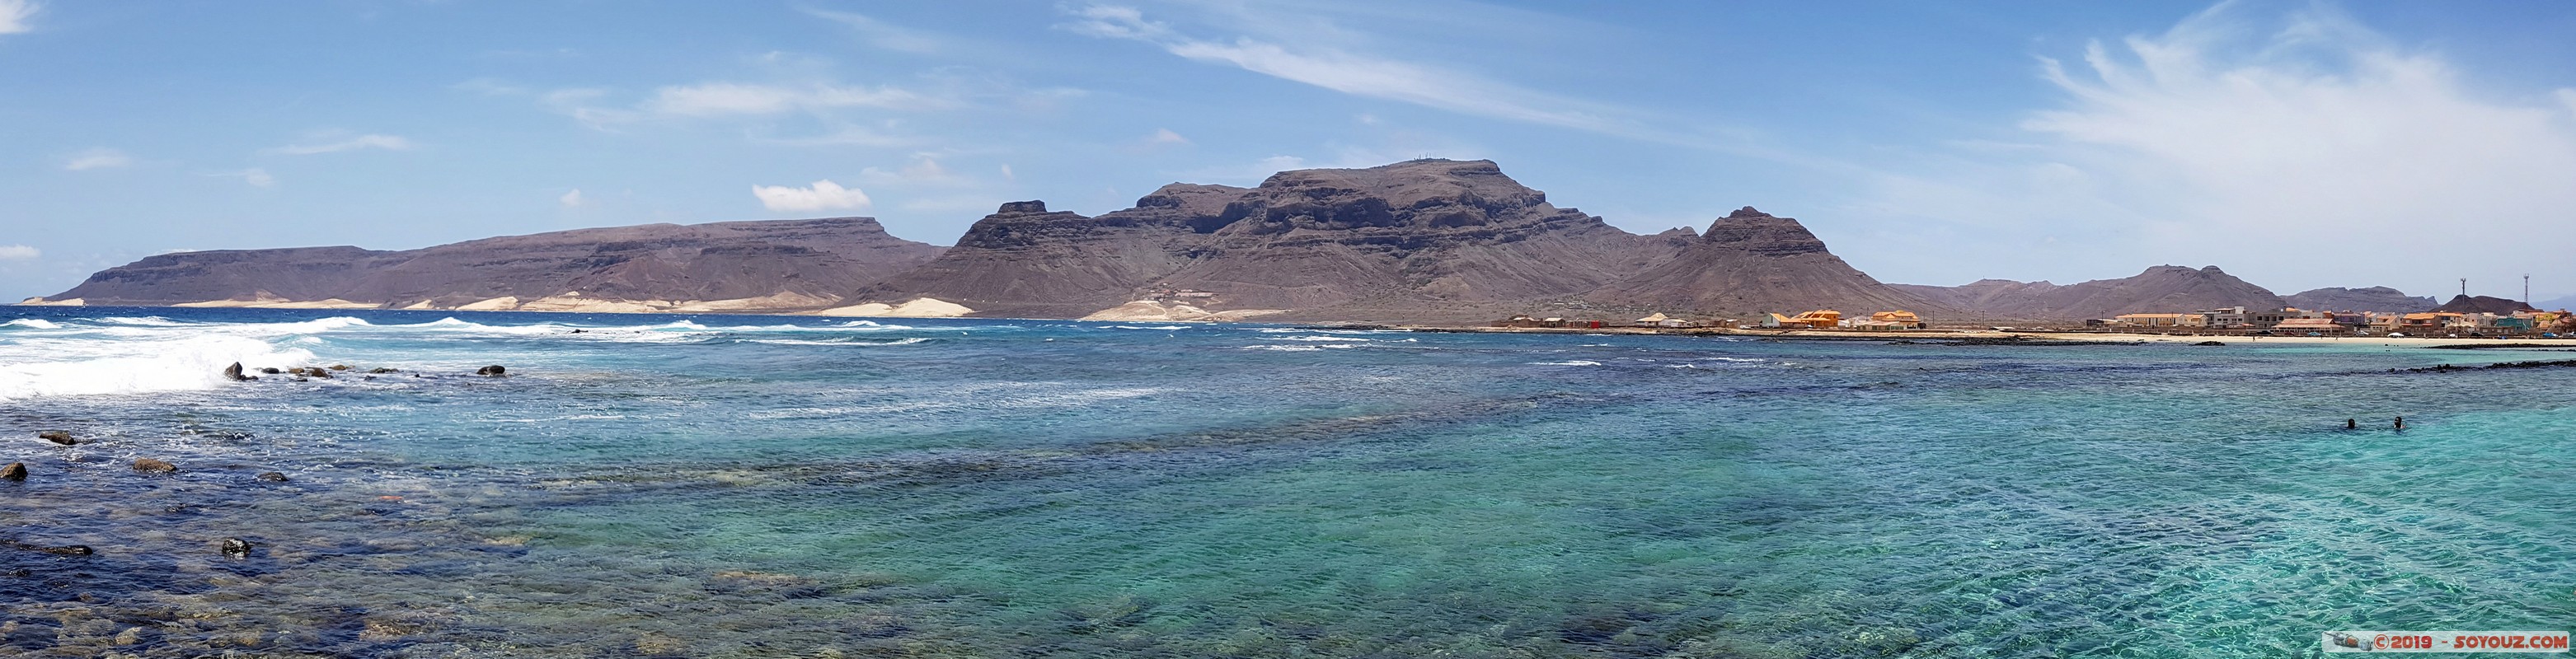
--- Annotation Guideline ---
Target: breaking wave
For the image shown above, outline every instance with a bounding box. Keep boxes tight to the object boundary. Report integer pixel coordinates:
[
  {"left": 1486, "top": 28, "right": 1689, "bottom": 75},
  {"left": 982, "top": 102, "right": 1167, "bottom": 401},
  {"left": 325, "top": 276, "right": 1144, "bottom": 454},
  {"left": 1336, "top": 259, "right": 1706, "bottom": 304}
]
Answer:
[{"left": 0, "top": 334, "right": 317, "bottom": 400}]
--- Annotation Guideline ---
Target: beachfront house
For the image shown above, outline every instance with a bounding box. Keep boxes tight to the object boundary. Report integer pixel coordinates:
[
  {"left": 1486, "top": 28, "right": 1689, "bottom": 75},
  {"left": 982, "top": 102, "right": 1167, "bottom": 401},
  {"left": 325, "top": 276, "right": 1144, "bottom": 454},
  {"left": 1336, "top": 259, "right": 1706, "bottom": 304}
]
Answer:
[
  {"left": 2272, "top": 317, "right": 2341, "bottom": 334},
  {"left": 2114, "top": 313, "right": 2200, "bottom": 328},
  {"left": 1869, "top": 311, "right": 1927, "bottom": 329}
]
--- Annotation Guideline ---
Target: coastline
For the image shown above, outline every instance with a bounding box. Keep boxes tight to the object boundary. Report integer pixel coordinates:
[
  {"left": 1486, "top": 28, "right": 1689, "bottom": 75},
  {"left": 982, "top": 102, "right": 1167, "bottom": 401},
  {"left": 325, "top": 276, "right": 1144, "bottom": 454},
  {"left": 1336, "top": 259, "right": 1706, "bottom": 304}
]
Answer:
[
  {"left": 15, "top": 300, "right": 2572, "bottom": 350},
  {"left": 1384, "top": 325, "right": 2576, "bottom": 348}
]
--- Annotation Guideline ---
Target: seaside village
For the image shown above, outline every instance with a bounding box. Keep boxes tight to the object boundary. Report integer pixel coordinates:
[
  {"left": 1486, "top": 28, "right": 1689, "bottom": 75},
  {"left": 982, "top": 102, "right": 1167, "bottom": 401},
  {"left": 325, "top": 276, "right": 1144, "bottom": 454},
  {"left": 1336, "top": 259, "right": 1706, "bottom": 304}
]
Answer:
[{"left": 1500, "top": 306, "right": 2576, "bottom": 337}]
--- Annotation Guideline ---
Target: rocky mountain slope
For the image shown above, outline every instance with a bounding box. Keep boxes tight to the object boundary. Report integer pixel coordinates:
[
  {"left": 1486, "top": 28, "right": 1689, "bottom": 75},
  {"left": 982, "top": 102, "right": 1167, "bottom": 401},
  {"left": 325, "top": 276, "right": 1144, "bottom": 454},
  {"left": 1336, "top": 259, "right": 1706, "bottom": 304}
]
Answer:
[
  {"left": 2282, "top": 287, "right": 2437, "bottom": 312},
  {"left": 859, "top": 159, "right": 1698, "bottom": 320},
  {"left": 43, "top": 217, "right": 943, "bottom": 311},
  {"left": 1894, "top": 265, "right": 2284, "bottom": 320},
  {"left": 1586, "top": 208, "right": 1945, "bottom": 316},
  {"left": 2431, "top": 294, "right": 2538, "bottom": 315}
]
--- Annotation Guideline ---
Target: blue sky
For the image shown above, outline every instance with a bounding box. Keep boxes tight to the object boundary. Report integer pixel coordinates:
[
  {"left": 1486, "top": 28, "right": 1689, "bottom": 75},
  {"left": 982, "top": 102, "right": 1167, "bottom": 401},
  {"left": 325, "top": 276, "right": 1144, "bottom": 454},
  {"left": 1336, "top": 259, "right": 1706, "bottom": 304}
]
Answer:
[{"left": 5, "top": 1, "right": 2575, "bottom": 303}]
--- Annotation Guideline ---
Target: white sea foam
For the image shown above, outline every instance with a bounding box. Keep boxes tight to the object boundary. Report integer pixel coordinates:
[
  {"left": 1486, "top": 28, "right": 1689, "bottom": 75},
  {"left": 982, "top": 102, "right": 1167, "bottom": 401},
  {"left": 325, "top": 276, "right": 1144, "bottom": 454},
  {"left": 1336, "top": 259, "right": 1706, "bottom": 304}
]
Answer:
[
  {"left": 0, "top": 334, "right": 317, "bottom": 400},
  {"left": 96, "top": 316, "right": 186, "bottom": 326},
  {"left": 1241, "top": 344, "right": 1359, "bottom": 352},
  {"left": 1531, "top": 360, "right": 1602, "bottom": 366},
  {"left": 747, "top": 337, "right": 933, "bottom": 347},
  {"left": 0, "top": 318, "right": 63, "bottom": 330},
  {"left": 1267, "top": 335, "right": 1372, "bottom": 342},
  {"left": 1111, "top": 325, "right": 1192, "bottom": 330}
]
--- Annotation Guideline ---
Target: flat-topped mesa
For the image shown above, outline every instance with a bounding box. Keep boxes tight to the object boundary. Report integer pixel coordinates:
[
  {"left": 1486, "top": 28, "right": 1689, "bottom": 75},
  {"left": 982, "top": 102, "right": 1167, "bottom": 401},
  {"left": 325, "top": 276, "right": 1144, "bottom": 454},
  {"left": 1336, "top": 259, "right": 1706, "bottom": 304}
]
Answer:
[
  {"left": 1701, "top": 207, "right": 1829, "bottom": 256},
  {"left": 994, "top": 200, "right": 1052, "bottom": 216},
  {"left": 862, "top": 158, "right": 1685, "bottom": 320},
  {"left": 48, "top": 217, "right": 944, "bottom": 310}
]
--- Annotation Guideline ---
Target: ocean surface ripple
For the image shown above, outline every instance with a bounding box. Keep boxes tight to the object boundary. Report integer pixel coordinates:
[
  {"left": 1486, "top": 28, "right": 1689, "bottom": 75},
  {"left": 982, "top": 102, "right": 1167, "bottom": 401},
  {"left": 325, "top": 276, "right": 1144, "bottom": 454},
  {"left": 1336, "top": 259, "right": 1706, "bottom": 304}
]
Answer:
[{"left": 1, "top": 306, "right": 2569, "bottom": 657}]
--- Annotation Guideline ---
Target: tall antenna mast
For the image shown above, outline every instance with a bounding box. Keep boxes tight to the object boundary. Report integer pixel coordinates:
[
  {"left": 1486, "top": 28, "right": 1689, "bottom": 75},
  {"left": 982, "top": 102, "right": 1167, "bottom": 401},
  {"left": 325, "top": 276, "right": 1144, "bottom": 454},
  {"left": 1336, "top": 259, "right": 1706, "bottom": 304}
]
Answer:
[
  {"left": 2460, "top": 278, "right": 2468, "bottom": 297},
  {"left": 2526, "top": 274, "right": 2532, "bottom": 306}
]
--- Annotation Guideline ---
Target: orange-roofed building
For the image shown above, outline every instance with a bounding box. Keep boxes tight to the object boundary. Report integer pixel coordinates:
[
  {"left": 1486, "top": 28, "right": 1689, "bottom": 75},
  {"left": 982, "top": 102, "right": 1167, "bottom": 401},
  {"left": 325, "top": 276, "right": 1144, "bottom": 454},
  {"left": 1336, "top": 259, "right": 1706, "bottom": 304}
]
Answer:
[
  {"left": 1869, "top": 311, "right": 1926, "bottom": 329},
  {"left": 1789, "top": 310, "right": 1842, "bottom": 329}
]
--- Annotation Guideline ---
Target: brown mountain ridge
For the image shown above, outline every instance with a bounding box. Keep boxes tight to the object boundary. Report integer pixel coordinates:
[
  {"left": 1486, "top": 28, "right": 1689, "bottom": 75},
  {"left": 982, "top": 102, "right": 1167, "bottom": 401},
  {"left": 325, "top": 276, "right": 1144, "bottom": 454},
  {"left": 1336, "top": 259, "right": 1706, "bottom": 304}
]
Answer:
[{"left": 35, "top": 157, "right": 2426, "bottom": 325}]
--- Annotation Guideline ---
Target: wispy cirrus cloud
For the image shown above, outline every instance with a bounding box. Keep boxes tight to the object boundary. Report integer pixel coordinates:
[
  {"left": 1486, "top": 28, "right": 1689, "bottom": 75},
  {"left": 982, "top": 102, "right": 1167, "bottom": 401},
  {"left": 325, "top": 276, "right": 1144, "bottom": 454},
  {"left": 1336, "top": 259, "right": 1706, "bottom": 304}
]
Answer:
[
  {"left": 1847, "top": 2, "right": 2576, "bottom": 296},
  {"left": 209, "top": 168, "right": 275, "bottom": 188},
  {"left": 804, "top": 9, "right": 944, "bottom": 54},
  {"left": 0, "top": 0, "right": 36, "bottom": 35},
  {"left": 273, "top": 133, "right": 415, "bottom": 155},
  {"left": 643, "top": 82, "right": 937, "bottom": 117},
  {"left": 1059, "top": 4, "right": 1642, "bottom": 138},
  {"left": 63, "top": 148, "right": 132, "bottom": 171}
]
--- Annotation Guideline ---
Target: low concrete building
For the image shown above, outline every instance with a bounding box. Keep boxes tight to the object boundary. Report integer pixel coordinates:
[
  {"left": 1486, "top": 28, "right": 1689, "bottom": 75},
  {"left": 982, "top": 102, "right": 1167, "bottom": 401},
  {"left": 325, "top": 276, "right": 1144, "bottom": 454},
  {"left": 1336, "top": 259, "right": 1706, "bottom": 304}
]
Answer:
[
  {"left": 2114, "top": 313, "right": 2202, "bottom": 328},
  {"left": 1869, "top": 311, "right": 1927, "bottom": 329}
]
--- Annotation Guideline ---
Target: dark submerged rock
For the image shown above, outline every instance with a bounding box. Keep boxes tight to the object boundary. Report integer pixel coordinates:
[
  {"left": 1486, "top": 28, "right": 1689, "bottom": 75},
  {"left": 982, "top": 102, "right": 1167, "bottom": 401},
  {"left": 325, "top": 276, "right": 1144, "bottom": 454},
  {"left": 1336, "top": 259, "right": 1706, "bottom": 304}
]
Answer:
[
  {"left": 1, "top": 462, "right": 22, "bottom": 480},
  {"left": 2194, "top": 341, "right": 2226, "bottom": 346},
  {"left": 476, "top": 365, "right": 507, "bottom": 376},
  {"left": 2, "top": 540, "right": 92, "bottom": 556},
  {"left": 221, "top": 538, "right": 252, "bottom": 559},
  {"left": 258, "top": 367, "right": 282, "bottom": 374},
  {"left": 255, "top": 471, "right": 289, "bottom": 482},
  {"left": 369, "top": 367, "right": 398, "bottom": 373},
  {"left": 36, "top": 431, "right": 75, "bottom": 446},
  {"left": 131, "top": 458, "right": 176, "bottom": 474}
]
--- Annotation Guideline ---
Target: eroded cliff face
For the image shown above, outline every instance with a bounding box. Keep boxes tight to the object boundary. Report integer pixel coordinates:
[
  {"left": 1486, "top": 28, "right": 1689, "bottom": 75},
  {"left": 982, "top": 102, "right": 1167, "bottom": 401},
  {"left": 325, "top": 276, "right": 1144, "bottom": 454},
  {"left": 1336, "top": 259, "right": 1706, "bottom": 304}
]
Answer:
[
  {"left": 1898, "top": 265, "right": 2285, "bottom": 320},
  {"left": 1587, "top": 208, "right": 1945, "bottom": 317},
  {"left": 853, "top": 187, "right": 1246, "bottom": 318},
  {"left": 863, "top": 159, "right": 1692, "bottom": 319},
  {"left": 49, "top": 217, "right": 944, "bottom": 310}
]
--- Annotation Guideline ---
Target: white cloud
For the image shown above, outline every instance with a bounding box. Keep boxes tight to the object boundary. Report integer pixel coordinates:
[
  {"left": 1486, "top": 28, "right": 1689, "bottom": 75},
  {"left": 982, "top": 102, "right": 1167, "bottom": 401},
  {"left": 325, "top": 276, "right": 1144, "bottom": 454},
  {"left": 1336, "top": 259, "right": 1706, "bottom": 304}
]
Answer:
[
  {"left": 0, "top": 245, "right": 37, "bottom": 260},
  {"left": 0, "top": 0, "right": 35, "bottom": 35},
  {"left": 858, "top": 155, "right": 971, "bottom": 188},
  {"left": 1061, "top": 4, "right": 1640, "bottom": 138},
  {"left": 63, "top": 148, "right": 131, "bottom": 171},
  {"left": 752, "top": 180, "right": 872, "bottom": 213},
  {"left": 645, "top": 82, "right": 932, "bottom": 116},
  {"left": 209, "top": 168, "right": 275, "bottom": 187},
  {"left": 1147, "top": 128, "right": 1189, "bottom": 145},
  {"left": 1855, "top": 3, "right": 2576, "bottom": 295},
  {"left": 274, "top": 133, "right": 415, "bottom": 155},
  {"left": 559, "top": 189, "right": 586, "bottom": 208},
  {"left": 805, "top": 9, "right": 943, "bottom": 54}
]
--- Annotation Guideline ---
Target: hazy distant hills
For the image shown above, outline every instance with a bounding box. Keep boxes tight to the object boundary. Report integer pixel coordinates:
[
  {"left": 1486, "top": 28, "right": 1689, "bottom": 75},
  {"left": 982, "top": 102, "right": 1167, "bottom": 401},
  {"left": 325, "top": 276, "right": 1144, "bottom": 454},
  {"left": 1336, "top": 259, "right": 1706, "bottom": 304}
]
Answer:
[
  {"left": 31, "top": 157, "right": 2466, "bottom": 324},
  {"left": 2432, "top": 294, "right": 2540, "bottom": 315},
  {"left": 2283, "top": 287, "right": 2438, "bottom": 313},
  {"left": 1893, "top": 265, "right": 2287, "bottom": 321},
  {"left": 45, "top": 218, "right": 941, "bottom": 311}
]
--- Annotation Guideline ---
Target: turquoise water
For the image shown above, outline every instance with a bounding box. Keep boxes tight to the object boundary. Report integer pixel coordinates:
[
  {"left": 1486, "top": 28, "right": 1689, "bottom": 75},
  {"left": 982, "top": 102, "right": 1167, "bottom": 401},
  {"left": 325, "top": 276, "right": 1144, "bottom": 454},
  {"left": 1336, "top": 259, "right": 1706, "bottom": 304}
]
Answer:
[{"left": 2, "top": 307, "right": 2569, "bottom": 657}]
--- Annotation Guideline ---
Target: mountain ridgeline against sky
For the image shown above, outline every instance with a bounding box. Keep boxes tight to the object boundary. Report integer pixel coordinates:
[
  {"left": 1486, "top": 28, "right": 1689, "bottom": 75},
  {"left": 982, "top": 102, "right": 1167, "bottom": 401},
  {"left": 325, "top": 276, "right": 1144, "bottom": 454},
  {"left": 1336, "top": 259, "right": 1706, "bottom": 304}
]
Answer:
[
  {"left": 30, "top": 159, "right": 2455, "bottom": 323},
  {"left": 44, "top": 218, "right": 944, "bottom": 311},
  {"left": 864, "top": 159, "right": 1699, "bottom": 320},
  {"left": 1893, "top": 265, "right": 2288, "bottom": 321}
]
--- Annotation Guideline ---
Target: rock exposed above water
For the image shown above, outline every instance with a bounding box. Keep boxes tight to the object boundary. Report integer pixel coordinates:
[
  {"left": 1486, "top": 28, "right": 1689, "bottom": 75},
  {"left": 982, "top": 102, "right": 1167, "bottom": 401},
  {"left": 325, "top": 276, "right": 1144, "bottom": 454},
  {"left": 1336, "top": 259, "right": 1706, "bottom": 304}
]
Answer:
[
  {"left": 46, "top": 217, "right": 944, "bottom": 311},
  {"left": 1895, "top": 265, "right": 2285, "bottom": 320}
]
